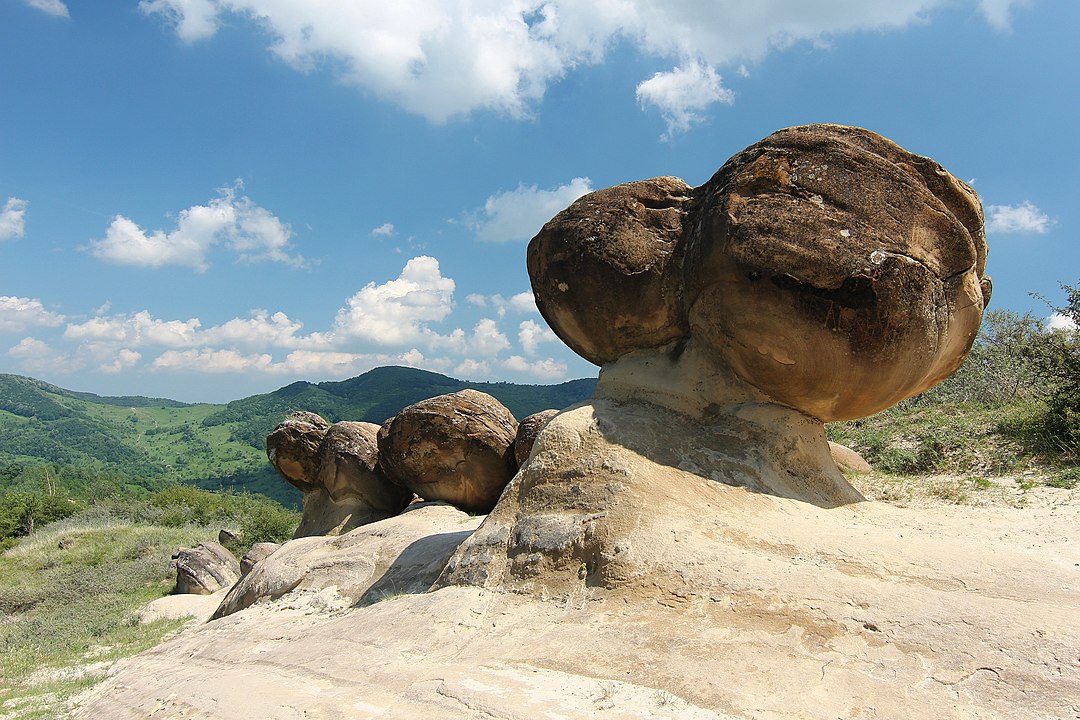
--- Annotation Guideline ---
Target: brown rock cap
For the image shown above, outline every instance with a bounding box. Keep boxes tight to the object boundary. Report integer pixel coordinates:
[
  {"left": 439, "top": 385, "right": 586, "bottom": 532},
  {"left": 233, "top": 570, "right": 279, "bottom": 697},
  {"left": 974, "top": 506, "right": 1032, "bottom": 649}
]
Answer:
[{"left": 528, "top": 124, "right": 991, "bottom": 422}]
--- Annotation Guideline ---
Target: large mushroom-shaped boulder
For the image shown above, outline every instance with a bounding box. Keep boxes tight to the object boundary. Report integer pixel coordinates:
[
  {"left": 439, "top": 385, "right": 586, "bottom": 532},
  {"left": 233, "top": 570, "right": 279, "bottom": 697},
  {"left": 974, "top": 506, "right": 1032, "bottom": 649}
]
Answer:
[
  {"left": 266, "top": 413, "right": 412, "bottom": 538},
  {"left": 439, "top": 124, "right": 990, "bottom": 595},
  {"left": 172, "top": 542, "right": 240, "bottom": 595},
  {"left": 513, "top": 409, "right": 559, "bottom": 467},
  {"left": 378, "top": 390, "right": 518, "bottom": 514}
]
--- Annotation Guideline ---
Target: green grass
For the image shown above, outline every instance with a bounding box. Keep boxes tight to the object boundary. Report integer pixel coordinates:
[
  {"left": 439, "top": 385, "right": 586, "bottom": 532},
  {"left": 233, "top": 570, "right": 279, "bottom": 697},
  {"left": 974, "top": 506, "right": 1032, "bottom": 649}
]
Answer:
[
  {"left": 826, "top": 401, "right": 1056, "bottom": 477},
  {"left": 0, "top": 514, "right": 211, "bottom": 719}
]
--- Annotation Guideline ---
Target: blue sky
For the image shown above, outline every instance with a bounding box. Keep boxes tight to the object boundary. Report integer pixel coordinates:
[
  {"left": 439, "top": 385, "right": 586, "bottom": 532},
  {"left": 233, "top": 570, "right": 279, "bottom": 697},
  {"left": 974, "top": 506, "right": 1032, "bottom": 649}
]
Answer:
[{"left": 0, "top": 0, "right": 1075, "bottom": 403}]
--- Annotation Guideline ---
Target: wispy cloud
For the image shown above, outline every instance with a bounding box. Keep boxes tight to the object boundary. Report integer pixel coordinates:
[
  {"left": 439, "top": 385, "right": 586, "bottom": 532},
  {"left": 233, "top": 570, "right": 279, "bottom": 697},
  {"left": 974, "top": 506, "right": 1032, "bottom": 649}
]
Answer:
[
  {"left": 986, "top": 200, "right": 1052, "bottom": 234},
  {"left": 979, "top": 0, "right": 1031, "bottom": 30},
  {"left": 371, "top": 222, "right": 395, "bottom": 237},
  {"left": 471, "top": 178, "right": 591, "bottom": 242},
  {"left": 89, "top": 183, "right": 307, "bottom": 271},
  {"left": 25, "top": 0, "right": 69, "bottom": 19},
  {"left": 0, "top": 296, "right": 65, "bottom": 332},
  {"left": 0, "top": 198, "right": 28, "bottom": 240}
]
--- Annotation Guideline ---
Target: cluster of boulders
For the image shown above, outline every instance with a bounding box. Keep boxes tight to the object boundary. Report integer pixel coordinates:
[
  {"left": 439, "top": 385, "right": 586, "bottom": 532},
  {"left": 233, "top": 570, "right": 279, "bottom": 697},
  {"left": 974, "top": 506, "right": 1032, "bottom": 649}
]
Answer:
[
  {"left": 267, "top": 389, "right": 557, "bottom": 538},
  {"left": 169, "top": 390, "right": 557, "bottom": 597}
]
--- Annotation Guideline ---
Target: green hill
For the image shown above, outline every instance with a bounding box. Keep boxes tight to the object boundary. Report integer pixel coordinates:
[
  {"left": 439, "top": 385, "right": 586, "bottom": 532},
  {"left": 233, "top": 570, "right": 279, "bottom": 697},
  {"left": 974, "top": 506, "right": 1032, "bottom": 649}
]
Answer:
[{"left": 0, "top": 368, "right": 598, "bottom": 509}]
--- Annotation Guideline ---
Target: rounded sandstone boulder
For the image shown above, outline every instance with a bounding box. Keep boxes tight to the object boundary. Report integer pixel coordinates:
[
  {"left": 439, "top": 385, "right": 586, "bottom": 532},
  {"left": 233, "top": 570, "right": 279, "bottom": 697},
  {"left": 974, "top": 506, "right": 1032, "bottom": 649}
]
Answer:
[
  {"left": 684, "top": 124, "right": 990, "bottom": 421},
  {"left": 527, "top": 124, "right": 991, "bottom": 423},
  {"left": 377, "top": 390, "right": 518, "bottom": 514},
  {"left": 317, "top": 421, "right": 412, "bottom": 512},
  {"left": 266, "top": 411, "right": 330, "bottom": 493},
  {"left": 527, "top": 177, "right": 693, "bottom": 365},
  {"left": 514, "top": 409, "right": 559, "bottom": 467},
  {"left": 172, "top": 541, "right": 240, "bottom": 595}
]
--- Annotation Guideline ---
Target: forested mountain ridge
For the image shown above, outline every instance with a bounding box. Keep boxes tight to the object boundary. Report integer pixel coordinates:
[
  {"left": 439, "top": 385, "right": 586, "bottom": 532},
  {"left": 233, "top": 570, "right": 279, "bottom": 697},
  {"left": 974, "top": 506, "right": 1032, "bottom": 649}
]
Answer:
[{"left": 0, "top": 367, "right": 598, "bottom": 508}]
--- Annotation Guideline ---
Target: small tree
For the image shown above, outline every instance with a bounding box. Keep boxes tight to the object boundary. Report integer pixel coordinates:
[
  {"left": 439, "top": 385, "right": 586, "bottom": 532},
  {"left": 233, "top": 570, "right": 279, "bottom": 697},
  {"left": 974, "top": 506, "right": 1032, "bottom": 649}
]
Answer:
[{"left": 1033, "top": 281, "right": 1080, "bottom": 455}]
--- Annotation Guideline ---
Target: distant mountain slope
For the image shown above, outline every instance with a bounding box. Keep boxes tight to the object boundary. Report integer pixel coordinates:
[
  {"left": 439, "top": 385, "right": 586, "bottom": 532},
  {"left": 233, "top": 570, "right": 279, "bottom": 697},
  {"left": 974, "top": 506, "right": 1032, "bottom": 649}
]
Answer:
[
  {"left": 202, "top": 365, "right": 596, "bottom": 449},
  {"left": 0, "top": 367, "right": 597, "bottom": 507}
]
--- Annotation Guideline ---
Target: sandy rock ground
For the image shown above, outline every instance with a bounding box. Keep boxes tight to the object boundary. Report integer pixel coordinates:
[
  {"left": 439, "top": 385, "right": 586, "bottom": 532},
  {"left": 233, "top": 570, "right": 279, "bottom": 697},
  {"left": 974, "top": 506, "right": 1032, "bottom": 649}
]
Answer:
[{"left": 70, "top": 478, "right": 1078, "bottom": 720}]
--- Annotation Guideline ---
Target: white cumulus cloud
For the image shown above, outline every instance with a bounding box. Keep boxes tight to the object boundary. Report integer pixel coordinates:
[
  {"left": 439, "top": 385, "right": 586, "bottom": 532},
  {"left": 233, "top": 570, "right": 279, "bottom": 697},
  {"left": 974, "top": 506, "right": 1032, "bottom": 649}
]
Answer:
[
  {"left": 636, "top": 61, "right": 734, "bottom": 140},
  {"left": 64, "top": 311, "right": 202, "bottom": 348},
  {"left": 100, "top": 349, "right": 143, "bottom": 374},
  {"left": 502, "top": 355, "right": 566, "bottom": 380},
  {"left": 518, "top": 319, "right": 558, "bottom": 355},
  {"left": 0, "top": 198, "right": 28, "bottom": 241},
  {"left": 137, "top": 1, "right": 1002, "bottom": 133},
  {"left": 89, "top": 184, "right": 306, "bottom": 271},
  {"left": 472, "top": 178, "right": 591, "bottom": 242},
  {"left": 1046, "top": 313, "right": 1078, "bottom": 333},
  {"left": 330, "top": 255, "right": 456, "bottom": 345},
  {"left": 198, "top": 310, "right": 310, "bottom": 349},
  {"left": 454, "top": 358, "right": 491, "bottom": 379},
  {"left": 151, "top": 348, "right": 275, "bottom": 373},
  {"left": 986, "top": 200, "right": 1052, "bottom": 234},
  {"left": 371, "top": 222, "right": 395, "bottom": 237},
  {"left": 25, "top": 0, "right": 69, "bottom": 18},
  {"left": 0, "top": 296, "right": 65, "bottom": 332},
  {"left": 7, "top": 337, "right": 75, "bottom": 374},
  {"left": 466, "top": 291, "right": 538, "bottom": 317},
  {"left": 466, "top": 318, "right": 511, "bottom": 356}
]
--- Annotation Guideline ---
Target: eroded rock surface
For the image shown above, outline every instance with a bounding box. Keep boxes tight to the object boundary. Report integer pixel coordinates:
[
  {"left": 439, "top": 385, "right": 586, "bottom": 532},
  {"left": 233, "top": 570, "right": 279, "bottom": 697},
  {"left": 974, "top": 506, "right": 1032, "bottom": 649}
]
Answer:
[
  {"left": 239, "top": 542, "right": 281, "bottom": 577},
  {"left": 829, "top": 441, "right": 873, "bottom": 474},
  {"left": 212, "top": 503, "right": 481, "bottom": 619},
  {"left": 172, "top": 542, "right": 240, "bottom": 595},
  {"left": 268, "top": 413, "right": 412, "bottom": 537},
  {"left": 529, "top": 124, "right": 990, "bottom": 422},
  {"left": 266, "top": 411, "right": 329, "bottom": 493},
  {"left": 378, "top": 390, "right": 518, "bottom": 514}
]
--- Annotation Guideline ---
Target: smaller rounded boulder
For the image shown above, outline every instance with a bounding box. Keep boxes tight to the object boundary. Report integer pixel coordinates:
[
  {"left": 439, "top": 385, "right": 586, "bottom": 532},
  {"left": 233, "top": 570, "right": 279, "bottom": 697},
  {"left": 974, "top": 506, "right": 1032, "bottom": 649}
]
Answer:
[
  {"left": 172, "top": 541, "right": 240, "bottom": 595},
  {"left": 266, "top": 411, "right": 330, "bottom": 493},
  {"left": 378, "top": 390, "right": 518, "bottom": 514},
  {"left": 514, "top": 409, "right": 559, "bottom": 467}
]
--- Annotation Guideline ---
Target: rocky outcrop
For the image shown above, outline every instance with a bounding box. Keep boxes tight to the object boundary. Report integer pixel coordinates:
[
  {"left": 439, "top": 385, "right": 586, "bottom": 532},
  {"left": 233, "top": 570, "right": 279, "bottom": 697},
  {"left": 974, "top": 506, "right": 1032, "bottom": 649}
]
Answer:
[
  {"left": 529, "top": 124, "right": 990, "bottom": 422},
  {"left": 78, "top": 126, "right": 1072, "bottom": 720},
  {"left": 212, "top": 503, "right": 481, "bottom": 619},
  {"left": 266, "top": 411, "right": 329, "bottom": 493},
  {"left": 172, "top": 542, "right": 240, "bottom": 595},
  {"left": 513, "top": 409, "right": 559, "bottom": 467},
  {"left": 378, "top": 390, "right": 519, "bottom": 514},
  {"left": 267, "top": 412, "right": 412, "bottom": 537},
  {"left": 239, "top": 542, "right": 281, "bottom": 577},
  {"left": 81, "top": 491, "right": 1080, "bottom": 720}
]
